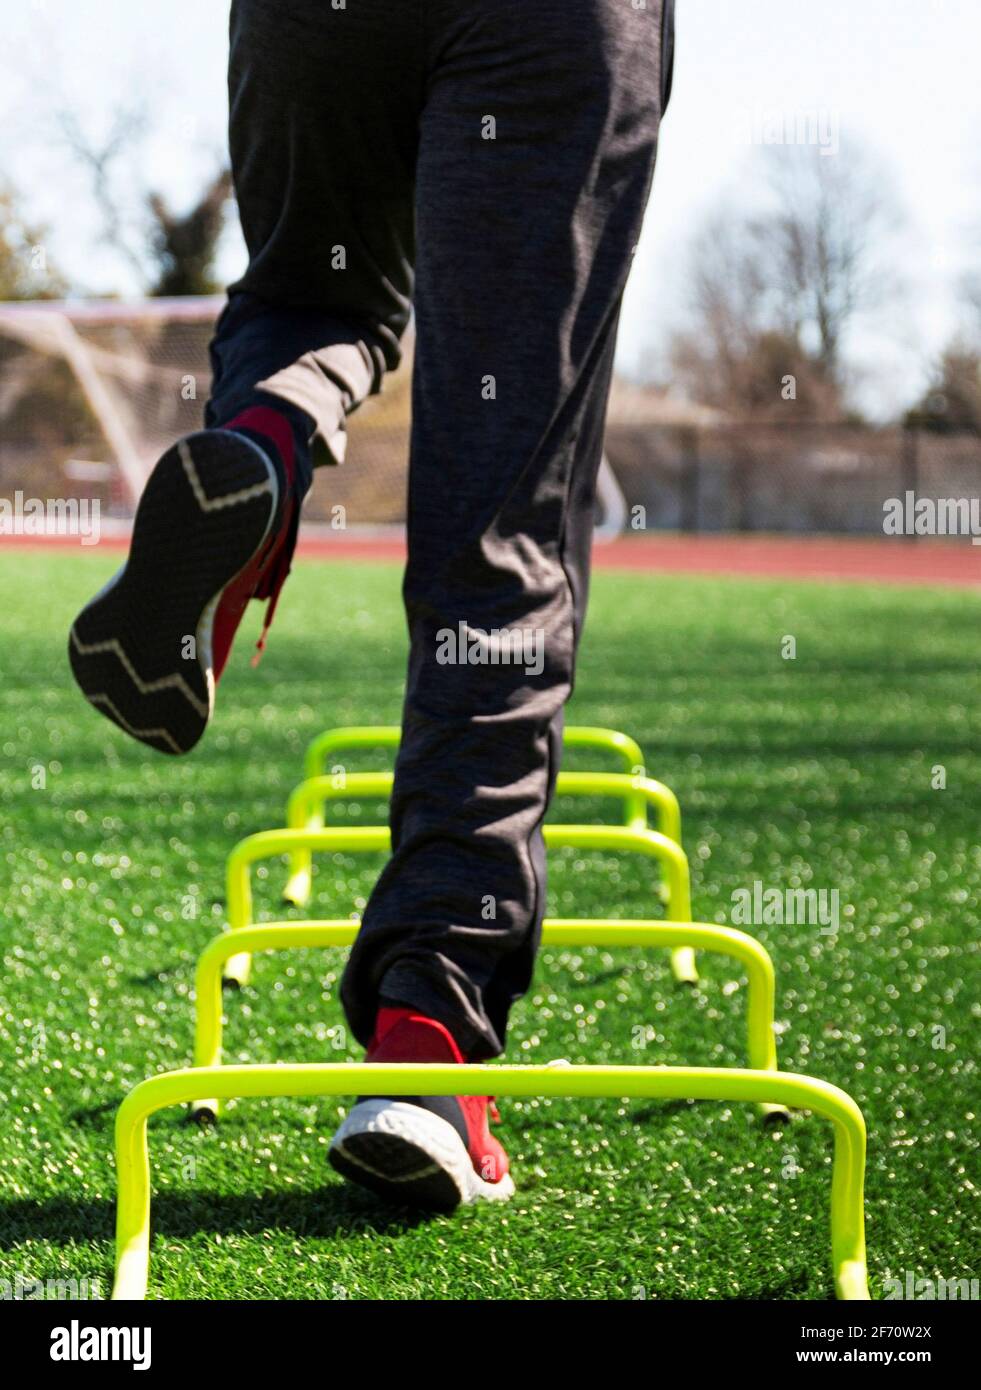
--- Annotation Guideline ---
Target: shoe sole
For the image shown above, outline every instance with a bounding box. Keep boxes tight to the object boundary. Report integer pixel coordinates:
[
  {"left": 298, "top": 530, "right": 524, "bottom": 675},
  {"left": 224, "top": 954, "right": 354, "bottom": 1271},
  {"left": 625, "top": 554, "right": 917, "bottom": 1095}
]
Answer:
[
  {"left": 68, "top": 430, "right": 278, "bottom": 755},
  {"left": 329, "top": 1100, "right": 515, "bottom": 1212}
]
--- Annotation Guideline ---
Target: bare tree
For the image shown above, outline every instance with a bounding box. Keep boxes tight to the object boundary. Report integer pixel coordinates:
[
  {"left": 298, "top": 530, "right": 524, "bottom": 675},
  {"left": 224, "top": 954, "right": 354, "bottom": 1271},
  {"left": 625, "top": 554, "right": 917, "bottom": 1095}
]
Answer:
[
  {"left": 146, "top": 169, "right": 233, "bottom": 297},
  {"left": 756, "top": 144, "right": 904, "bottom": 383},
  {"left": 668, "top": 144, "right": 906, "bottom": 419},
  {"left": 51, "top": 100, "right": 231, "bottom": 297},
  {"left": 669, "top": 201, "right": 843, "bottom": 419},
  {"left": 908, "top": 258, "right": 981, "bottom": 432},
  {"left": 0, "top": 185, "right": 68, "bottom": 300},
  {"left": 54, "top": 101, "right": 150, "bottom": 285},
  {"left": 907, "top": 340, "right": 981, "bottom": 432}
]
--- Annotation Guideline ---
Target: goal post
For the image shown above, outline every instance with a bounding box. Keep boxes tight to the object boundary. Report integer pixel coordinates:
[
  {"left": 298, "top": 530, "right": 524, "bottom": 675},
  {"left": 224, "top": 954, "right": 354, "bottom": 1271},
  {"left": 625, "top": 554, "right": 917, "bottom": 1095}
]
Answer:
[{"left": 0, "top": 296, "right": 224, "bottom": 519}]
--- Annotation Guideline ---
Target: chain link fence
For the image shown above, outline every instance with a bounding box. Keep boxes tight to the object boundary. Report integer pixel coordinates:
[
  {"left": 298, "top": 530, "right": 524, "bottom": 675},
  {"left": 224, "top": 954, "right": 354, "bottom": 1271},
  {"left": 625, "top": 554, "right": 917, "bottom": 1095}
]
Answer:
[{"left": 605, "top": 422, "right": 981, "bottom": 537}]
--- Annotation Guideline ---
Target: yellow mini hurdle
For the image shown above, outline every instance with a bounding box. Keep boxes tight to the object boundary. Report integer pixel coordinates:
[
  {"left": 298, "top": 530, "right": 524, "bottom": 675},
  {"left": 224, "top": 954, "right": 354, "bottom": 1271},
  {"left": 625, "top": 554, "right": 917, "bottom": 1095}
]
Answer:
[
  {"left": 188, "top": 918, "right": 787, "bottom": 1123},
  {"left": 222, "top": 819, "right": 696, "bottom": 988},
  {"left": 111, "top": 1062, "right": 870, "bottom": 1301},
  {"left": 282, "top": 769, "right": 682, "bottom": 903},
  {"left": 286, "top": 725, "right": 681, "bottom": 913},
  {"left": 301, "top": 724, "right": 650, "bottom": 787}
]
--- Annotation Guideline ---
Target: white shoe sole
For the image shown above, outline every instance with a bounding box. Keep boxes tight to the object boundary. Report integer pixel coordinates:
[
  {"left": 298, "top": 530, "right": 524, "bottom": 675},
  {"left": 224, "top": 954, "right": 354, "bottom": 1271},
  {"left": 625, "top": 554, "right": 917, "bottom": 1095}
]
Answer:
[{"left": 329, "top": 1099, "right": 515, "bottom": 1211}]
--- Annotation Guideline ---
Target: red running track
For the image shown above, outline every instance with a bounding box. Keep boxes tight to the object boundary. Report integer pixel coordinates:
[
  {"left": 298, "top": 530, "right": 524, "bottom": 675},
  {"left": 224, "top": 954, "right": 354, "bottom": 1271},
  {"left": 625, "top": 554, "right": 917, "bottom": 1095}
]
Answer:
[
  {"left": 4, "top": 529, "right": 979, "bottom": 587},
  {"left": 290, "top": 532, "right": 980, "bottom": 586}
]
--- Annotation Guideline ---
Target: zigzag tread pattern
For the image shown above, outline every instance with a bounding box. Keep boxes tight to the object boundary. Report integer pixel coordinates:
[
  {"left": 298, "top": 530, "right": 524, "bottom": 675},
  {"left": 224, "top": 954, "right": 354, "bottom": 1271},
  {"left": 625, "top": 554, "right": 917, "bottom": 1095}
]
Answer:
[
  {"left": 178, "top": 439, "right": 274, "bottom": 512},
  {"left": 69, "top": 626, "right": 210, "bottom": 718},
  {"left": 86, "top": 691, "right": 183, "bottom": 755}
]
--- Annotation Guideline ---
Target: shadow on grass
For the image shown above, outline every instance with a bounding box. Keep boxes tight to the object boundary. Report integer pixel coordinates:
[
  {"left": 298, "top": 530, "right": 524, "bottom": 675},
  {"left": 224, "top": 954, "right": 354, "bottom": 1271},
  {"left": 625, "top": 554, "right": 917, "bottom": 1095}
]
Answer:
[
  {"left": 0, "top": 1193, "right": 827, "bottom": 1301},
  {"left": 629, "top": 1099, "right": 698, "bottom": 1124},
  {"left": 127, "top": 971, "right": 182, "bottom": 989},
  {"left": 719, "top": 1269, "right": 822, "bottom": 1300},
  {"left": 67, "top": 1100, "right": 119, "bottom": 1128},
  {"left": 0, "top": 1182, "right": 438, "bottom": 1257}
]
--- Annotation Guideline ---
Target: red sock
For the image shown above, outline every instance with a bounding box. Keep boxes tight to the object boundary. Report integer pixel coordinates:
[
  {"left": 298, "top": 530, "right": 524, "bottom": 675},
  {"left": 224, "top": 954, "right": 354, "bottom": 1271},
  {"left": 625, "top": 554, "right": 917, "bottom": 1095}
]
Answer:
[
  {"left": 225, "top": 405, "right": 296, "bottom": 486},
  {"left": 220, "top": 405, "right": 299, "bottom": 667}
]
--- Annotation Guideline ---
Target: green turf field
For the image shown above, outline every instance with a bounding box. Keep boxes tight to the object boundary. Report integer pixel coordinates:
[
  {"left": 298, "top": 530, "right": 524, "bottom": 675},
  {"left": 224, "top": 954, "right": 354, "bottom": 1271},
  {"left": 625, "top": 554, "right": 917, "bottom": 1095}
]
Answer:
[{"left": 0, "top": 550, "right": 977, "bottom": 1300}]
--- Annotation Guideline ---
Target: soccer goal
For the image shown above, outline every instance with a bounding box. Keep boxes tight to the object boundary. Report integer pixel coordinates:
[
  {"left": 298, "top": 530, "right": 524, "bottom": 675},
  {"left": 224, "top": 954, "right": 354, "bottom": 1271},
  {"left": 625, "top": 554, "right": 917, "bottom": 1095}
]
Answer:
[
  {"left": 0, "top": 295, "right": 630, "bottom": 536},
  {"left": 0, "top": 296, "right": 225, "bottom": 520}
]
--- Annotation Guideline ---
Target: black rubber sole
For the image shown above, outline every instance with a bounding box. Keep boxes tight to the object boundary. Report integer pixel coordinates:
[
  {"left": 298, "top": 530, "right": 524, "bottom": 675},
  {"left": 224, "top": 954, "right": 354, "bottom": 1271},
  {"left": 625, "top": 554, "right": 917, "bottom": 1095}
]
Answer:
[
  {"left": 68, "top": 430, "right": 278, "bottom": 755},
  {"left": 328, "top": 1132, "right": 464, "bottom": 1212}
]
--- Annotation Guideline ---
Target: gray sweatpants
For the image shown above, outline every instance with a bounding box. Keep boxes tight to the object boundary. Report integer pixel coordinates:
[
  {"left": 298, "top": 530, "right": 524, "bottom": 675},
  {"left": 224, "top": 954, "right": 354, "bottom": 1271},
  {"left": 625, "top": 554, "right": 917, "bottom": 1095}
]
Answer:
[{"left": 207, "top": 0, "right": 674, "bottom": 1059}]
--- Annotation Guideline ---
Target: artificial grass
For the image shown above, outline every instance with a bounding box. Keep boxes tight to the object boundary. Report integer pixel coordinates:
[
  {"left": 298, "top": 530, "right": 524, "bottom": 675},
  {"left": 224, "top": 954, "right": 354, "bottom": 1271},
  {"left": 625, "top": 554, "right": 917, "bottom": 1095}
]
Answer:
[{"left": 0, "top": 551, "right": 977, "bottom": 1299}]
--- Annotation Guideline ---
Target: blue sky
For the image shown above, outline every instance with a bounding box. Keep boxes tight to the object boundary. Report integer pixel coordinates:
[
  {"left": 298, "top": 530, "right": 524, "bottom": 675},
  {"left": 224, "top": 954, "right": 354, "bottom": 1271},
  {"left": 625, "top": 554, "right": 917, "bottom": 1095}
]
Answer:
[{"left": 2, "top": 0, "right": 979, "bottom": 418}]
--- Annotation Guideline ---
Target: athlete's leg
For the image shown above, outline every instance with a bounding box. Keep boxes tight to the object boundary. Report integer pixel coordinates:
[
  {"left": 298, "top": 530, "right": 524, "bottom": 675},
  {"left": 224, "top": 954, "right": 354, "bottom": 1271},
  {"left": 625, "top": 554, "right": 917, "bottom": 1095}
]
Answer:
[
  {"left": 207, "top": 0, "right": 421, "bottom": 477},
  {"left": 69, "top": 0, "right": 424, "bottom": 752},
  {"left": 342, "top": 0, "right": 674, "bottom": 1058}
]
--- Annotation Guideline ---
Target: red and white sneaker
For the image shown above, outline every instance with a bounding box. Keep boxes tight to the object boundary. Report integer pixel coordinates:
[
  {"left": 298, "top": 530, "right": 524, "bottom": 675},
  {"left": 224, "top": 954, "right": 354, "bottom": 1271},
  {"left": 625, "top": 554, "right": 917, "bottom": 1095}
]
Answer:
[
  {"left": 329, "top": 1007, "right": 514, "bottom": 1211},
  {"left": 68, "top": 407, "right": 302, "bottom": 755}
]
